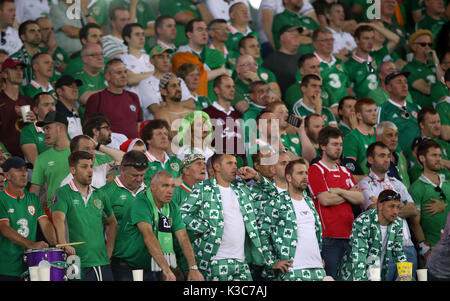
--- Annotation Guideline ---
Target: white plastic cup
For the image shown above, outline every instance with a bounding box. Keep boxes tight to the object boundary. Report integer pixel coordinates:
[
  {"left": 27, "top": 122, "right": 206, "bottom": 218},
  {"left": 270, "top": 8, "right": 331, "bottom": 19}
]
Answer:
[
  {"left": 417, "top": 269, "right": 428, "bottom": 281},
  {"left": 38, "top": 266, "right": 50, "bottom": 281},
  {"left": 20, "top": 105, "right": 31, "bottom": 123},
  {"left": 368, "top": 267, "right": 381, "bottom": 281},
  {"left": 132, "top": 269, "right": 143, "bottom": 281},
  {"left": 29, "top": 266, "right": 40, "bottom": 281}
]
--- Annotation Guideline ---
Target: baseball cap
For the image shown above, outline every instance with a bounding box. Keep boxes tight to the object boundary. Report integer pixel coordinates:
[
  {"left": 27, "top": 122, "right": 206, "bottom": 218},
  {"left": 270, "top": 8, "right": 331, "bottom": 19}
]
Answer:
[
  {"left": 36, "top": 111, "right": 68, "bottom": 128},
  {"left": 1, "top": 58, "right": 26, "bottom": 72},
  {"left": 150, "top": 45, "right": 174, "bottom": 58},
  {"left": 1, "top": 157, "right": 33, "bottom": 172},
  {"left": 385, "top": 71, "right": 410, "bottom": 85},
  {"left": 408, "top": 29, "right": 434, "bottom": 51},
  {"left": 159, "top": 72, "right": 177, "bottom": 90},
  {"left": 411, "top": 136, "right": 428, "bottom": 151},
  {"left": 55, "top": 75, "right": 83, "bottom": 89},
  {"left": 181, "top": 153, "right": 206, "bottom": 171},
  {"left": 277, "top": 24, "right": 303, "bottom": 40}
]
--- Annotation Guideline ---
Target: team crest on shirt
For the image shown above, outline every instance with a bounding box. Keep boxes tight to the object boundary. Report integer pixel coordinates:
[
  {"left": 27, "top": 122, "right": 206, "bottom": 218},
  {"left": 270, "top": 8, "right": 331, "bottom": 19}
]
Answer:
[
  {"left": 412, "top": 111, "right": 418, "bottom": 118},
  {"left": 290, "top": 137, "right": 300, "bottom": 144},
  {"left": 322, "top": 114, "right": 329, "bottom": 122},
  {"left": 94, "top": 199, "right": 102, "bottom": 209},
  {"left": 170, "top": 163, "right": 180, "bottom": 172},
  {"left": 260, "top": 73, "right": 269, "bottom": 81},
  {"left": 28, "top": 206, "right": 36, "bottom": 216},
  {"left": 130, "top": 104, "right": 137, "bottom": 112},
  {"left": 336, "top": 64, "right": 343, "bottom": 72},
  {"left": 92, "top": 6, "right": 100, "bottom": 16}
]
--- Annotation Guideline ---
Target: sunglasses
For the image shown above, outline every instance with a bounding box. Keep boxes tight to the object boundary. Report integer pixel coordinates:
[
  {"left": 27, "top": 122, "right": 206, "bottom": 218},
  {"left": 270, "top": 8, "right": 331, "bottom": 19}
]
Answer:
[
  {"left": 123, "top": 162, "right": 148, "bottom": 170},
  {"left": 379, "top": 192, "right": 401, "bottom": 203},
  {"left": 367, "top": 62, "right": 375, "bottom": 73},
  {"left": 434, "top": 186, "right": 447, "bottom": 201},
  {"left": 415, "top": 42, "right": 432, "bottom": 48}
]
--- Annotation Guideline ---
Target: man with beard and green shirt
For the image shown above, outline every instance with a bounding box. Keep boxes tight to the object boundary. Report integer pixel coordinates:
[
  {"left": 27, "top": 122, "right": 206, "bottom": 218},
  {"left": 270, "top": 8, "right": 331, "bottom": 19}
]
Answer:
[
  {"left": 52, "top": 151, "right": 118, "bottom": 281},
  {"left": 378, "top": 71, "right": 421, "bottom": 161},
  {"left": 344, "top": 25, "right": 380, "bottom": 99},
  {"left": 29, "top": 111, "right": 71, "bottom": 209}
]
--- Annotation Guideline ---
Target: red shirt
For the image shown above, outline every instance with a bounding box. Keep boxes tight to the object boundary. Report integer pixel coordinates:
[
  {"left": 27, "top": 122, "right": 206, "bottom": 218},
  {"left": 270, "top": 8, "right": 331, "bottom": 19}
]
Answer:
[
  {"left": 0, "top": 91, "right": 33, "bottom": 157},
  {"left": 308, "top": 160, "right": 357, "bottom": 239},
  {"left": 203, "top": 102, "right": 245, "bottom": 156},
  {"left": 85, "top": 89, "right": 143, "bottom": 138}
]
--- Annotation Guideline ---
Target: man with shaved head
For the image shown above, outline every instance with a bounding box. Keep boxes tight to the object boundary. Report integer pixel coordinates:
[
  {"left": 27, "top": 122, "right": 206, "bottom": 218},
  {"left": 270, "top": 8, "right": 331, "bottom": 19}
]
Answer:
[{"left": 112, "top": 170, "right": 204, "bottom": 281}]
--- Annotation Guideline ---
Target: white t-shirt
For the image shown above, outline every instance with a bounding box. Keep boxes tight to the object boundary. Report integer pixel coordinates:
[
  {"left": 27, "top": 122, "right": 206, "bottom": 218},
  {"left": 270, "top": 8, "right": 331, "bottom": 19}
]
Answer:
[
  {"left": 60, "top": 163, "right": 108, "bottom": 189},
  {"left": 327, "top": 27, "right": 357, "bottom": 54},
  {"left": 206, "top": 0, "right": 251, "bottom": 22},
  {"left": 380, "top": 225, "right": 388, "bottom": 266},
  {"left": 292, "top": 197, "right": 323, "bottom": 270},
  {"left": 215, "top": 185, "right": 246, "bottom": 262},
  {"left": 2, "top": 27, "right": 23, "bottom": 55},
  {"left": 15, "top": 0, "right": 52, "bottom": 24},
  {"left": 102, "top": 35, "right": 127, "bottom": 58}
]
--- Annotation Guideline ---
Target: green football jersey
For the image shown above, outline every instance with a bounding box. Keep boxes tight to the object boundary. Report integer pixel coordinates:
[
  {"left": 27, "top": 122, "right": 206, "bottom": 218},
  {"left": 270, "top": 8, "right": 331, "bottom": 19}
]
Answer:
[
  {"left": 0, "top": 190, "right": 47, "bottom": 277},
  {"left": 343, "top": 126, "right": 376, "bottom": 168},
  {"left": 436, "top": 97, "right": 450, "bottom": 126},
  {"left": 159, "top": 0, "right": 200, "bottom": 46},
  {"left": 51, "top": 181, "right": 113, "bottom": 269},
  {"left": 378, "top": 99, "right": 420, "bottom": 160},
  {"left": 292, "top": 99, "right": 337, "bottom": 126},
  {"left": 272, "top": 9, "right": 319, "bottom": 51},
  {"left": 344, "top": 54, "right": 379, "bottom": 99},
  {"left": 143, "top": 151, "right": 182, "bottom": 186},
  {"left": 314, "top": 53, "right": 350, "bottom": 108},
  {"left": 31, "top": 147, "right": 71, "bottom": 207},
  {"left": 112, "top": 191, "right": 185, "bottom": 269},
  {"left": 19, "top": 122, "right": 50, "bottom": 155},
  {"left": 402, "top": 58, "right": 437, "bottom": 108},
  {"left": 101, "top": 176, "right": 146, "bottom": 229},
  {"left": 409, "top": 174, "right": 450, "bottom": 246}
]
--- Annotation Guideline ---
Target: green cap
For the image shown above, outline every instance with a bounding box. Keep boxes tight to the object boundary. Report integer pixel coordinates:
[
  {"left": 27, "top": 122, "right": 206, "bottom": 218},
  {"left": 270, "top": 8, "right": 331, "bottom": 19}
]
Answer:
[
  {"left": 181, "top": 153, "right": 206, "bottom": 171},
  {"left": 150, "top": 45, "right": 174, "bottom": 58}
]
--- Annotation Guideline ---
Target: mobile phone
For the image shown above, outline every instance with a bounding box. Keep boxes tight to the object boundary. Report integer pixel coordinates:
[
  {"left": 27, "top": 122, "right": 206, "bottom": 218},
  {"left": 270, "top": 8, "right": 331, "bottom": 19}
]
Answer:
[{"left": 286, "top": 114, "right": 302, "bottom": 128}]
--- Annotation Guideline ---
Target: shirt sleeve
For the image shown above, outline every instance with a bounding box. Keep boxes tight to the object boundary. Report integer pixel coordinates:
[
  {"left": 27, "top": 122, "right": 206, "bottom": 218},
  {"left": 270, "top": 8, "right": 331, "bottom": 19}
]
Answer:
[
  {"left": 19, "top": 125, "right": 36, "bottom": 146},
  {"left": 0, "top": 201, "right": 10, "bottom": 222},
  {"left": 170, "top": 202, "right": 186, "bottom": 232},
  {"left": 51, "top": 188, "right": 69, "bottom": 214},
  {"left": 84, "top": 92, "right": 100, "bottom": 120},
  {"left": 307, "top": 164, "right": 329, "bottom": 197},
  {"left": 130, "top": 194, "right": 153, "bottom": 226},
  {"left": 30, "top": 155, "right": 45, "bottom": 186},
  {"left": 343, "top": 132, "right": 358, "bottom": 161},
  {"left": 358, "top": 178, "right": 376, "bottom": 210}
]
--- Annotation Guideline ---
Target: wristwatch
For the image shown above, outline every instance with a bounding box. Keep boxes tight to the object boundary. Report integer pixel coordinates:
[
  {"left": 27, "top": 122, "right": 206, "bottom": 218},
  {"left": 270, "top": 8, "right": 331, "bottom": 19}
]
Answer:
[{"left": 189, "top": 265, "right": 199, "bottom": 270}]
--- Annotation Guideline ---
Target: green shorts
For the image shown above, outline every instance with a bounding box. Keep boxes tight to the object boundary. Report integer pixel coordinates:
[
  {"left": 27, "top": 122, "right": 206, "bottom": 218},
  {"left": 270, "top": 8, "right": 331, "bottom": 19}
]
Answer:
[{"left": 207, "top": 259, "right": 252, "bottom": 281}]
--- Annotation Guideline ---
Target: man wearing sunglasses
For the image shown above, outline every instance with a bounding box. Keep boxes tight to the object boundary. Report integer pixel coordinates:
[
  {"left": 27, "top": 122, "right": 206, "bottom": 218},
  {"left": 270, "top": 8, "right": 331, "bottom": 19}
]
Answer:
[
  {"left": 402, "top": 29, "right": 445, "bottom": 108},
  {"left": 409, "top": 139, "right": 450, "bottom": 266},
  {"left": 337, "top": 189, "right": 408, "bottom": 281}
]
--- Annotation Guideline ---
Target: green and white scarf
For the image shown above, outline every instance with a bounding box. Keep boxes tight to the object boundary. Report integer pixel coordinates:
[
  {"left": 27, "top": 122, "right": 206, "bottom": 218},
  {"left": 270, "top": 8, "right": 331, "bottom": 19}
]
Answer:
[{"left": 146, "top": 190, "right": 177, "bottom": 271}]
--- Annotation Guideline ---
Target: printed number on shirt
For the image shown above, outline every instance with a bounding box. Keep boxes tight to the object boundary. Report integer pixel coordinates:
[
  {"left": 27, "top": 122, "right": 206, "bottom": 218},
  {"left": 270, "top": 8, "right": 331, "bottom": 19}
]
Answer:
[
  {"left": 328, "top": 73, "right": 342, "bottom": 89},
  {"left": 17, "top": 218, "right": 30, "bottom": 238}
]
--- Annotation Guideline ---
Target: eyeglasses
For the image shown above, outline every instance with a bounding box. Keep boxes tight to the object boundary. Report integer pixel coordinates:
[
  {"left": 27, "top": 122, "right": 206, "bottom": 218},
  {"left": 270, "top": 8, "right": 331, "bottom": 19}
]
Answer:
[
  {"left": 434, "top": 186, "right": 447, "bottom": 200},
  {"left": 415, "top": 42, "right": 432, "bottom": 48}
]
